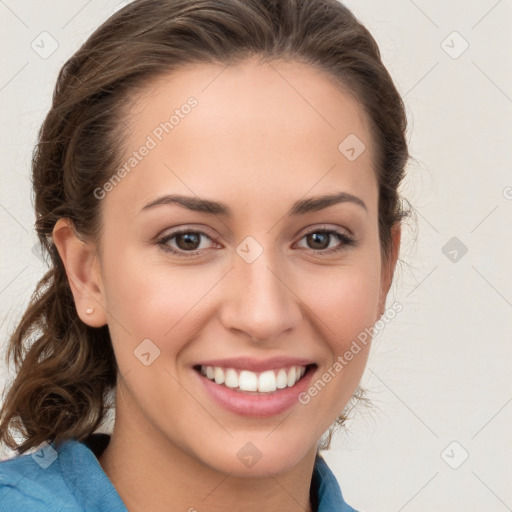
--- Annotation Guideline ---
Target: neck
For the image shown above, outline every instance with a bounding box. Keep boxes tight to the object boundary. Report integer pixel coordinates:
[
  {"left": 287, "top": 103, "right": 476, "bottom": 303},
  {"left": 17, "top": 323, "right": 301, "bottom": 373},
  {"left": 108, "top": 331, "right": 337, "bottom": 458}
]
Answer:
[{"left": 97, "top": 401, "right": 317, "bottom": 512}]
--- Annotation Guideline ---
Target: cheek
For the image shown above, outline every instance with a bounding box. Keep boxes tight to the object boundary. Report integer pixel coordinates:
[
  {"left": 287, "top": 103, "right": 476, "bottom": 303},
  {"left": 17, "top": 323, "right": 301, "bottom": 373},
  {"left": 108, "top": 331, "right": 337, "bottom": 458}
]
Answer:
[
  {"left": 101, "top": 249, "right": 219, "bottom": 346},
  {"left": 300, "top": 261, "right": 382, "bottom": 351},
  {"left": 293, "top": 265, "right": 379, "bottom": 429}
]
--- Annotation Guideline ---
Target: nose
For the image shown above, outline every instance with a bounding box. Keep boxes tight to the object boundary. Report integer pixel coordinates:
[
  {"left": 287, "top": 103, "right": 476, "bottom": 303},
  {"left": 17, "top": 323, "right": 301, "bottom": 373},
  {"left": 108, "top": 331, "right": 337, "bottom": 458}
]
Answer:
[{"left": 219, "top": 245, "right": 302, "bottom": 343}]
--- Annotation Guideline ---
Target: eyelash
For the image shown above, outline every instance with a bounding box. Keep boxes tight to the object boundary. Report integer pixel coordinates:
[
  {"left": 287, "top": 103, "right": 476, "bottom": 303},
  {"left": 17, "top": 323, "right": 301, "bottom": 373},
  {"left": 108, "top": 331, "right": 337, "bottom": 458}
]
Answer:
[{"left": 156, "top": 227, "right": 356, "bottom": 257}]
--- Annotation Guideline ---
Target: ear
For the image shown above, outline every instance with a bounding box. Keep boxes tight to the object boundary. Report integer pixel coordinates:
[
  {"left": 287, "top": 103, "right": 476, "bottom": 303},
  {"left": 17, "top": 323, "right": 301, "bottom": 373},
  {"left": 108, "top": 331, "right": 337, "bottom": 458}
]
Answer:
[
  {"left": 377, "top": 223, "right": 401, "bottom": 318},
  {"left": 52, "top": 218, "right": 107, "bottom": 328}
]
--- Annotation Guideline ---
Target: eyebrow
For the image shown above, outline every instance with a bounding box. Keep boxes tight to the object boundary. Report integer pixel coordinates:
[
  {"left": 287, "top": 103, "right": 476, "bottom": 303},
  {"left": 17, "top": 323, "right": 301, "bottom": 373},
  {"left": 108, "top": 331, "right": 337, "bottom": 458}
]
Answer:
[{"left": 141, "top": 191, "right": 367, "bottom": 216}]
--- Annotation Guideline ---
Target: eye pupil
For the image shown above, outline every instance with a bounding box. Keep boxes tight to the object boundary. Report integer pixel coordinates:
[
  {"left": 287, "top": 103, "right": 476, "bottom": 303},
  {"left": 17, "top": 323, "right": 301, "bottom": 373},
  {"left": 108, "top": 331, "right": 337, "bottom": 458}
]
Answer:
[
  {"left": 176, "top": 233, "right": 200, "bottom": 250},
  {"left": 307, "top": 232, "right": 329, "bottom": 250}
]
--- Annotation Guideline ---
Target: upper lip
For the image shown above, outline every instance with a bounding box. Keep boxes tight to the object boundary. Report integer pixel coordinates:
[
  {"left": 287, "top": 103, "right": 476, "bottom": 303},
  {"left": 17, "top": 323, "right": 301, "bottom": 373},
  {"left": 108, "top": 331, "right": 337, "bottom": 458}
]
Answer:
[{"left": 194, "top": 356, "right": 316, "bottom": 373}]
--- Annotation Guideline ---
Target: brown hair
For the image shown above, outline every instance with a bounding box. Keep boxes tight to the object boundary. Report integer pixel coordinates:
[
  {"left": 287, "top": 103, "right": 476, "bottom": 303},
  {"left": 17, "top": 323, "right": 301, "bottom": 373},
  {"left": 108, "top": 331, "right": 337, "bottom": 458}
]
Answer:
[{"left": 0, "top": 0, "right": 408, "bottom": 455}]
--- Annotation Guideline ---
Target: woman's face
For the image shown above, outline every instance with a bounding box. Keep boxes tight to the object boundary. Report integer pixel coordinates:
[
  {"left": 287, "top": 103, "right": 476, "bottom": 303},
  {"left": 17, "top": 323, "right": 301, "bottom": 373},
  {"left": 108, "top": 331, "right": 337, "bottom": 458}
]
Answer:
[{"left": 91, "top": 57, "right": 394, "bottom": 475}]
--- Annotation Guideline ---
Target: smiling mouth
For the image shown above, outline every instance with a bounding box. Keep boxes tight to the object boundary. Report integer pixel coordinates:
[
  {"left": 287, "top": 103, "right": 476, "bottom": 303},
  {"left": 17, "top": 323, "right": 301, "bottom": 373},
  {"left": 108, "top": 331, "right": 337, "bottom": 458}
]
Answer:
[{"left": 193, "top": 364, "right": 316, "bottom": 394}]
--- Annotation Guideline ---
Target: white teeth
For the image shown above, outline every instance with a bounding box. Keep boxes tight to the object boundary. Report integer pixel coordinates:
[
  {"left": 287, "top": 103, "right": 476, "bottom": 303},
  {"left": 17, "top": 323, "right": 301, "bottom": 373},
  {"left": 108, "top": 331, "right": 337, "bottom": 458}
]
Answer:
[
  {"left": 224, "top": 368, "right": 238, "bottom": 388},
  {"left": 287, "top": 367, "right": 297, "bottom": 387},
  {"left": 258, "top": 370, "right": 276, "bottom": 393},
  {"left": 206, "top": 366, "right": 215, "bottom": 380},
  {"left": 214, "top": 367, "right": 225, "bottom": 385},
  {"left": 239, "top": 370, "right": 258, "bottom": 391},
  {"left": 199, "top": 365, "right": 308, "bottom": 393},
  {"left": 276, "top": 369, "right": 288, "bottom": 389}
]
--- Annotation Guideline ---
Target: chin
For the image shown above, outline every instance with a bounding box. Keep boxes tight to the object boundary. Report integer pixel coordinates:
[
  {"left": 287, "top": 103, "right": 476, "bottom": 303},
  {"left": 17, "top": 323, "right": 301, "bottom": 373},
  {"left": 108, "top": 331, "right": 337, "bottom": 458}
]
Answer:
[{"left": 195, "top": 434, "right": 317, "bottom": 478}]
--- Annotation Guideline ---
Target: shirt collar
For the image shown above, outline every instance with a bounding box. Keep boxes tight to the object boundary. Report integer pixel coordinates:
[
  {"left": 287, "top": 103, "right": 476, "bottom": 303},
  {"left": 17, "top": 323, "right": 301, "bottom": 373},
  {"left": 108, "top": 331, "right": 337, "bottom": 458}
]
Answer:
[{"left": 312, "top": 453, "right": 357, "bottom": 511}]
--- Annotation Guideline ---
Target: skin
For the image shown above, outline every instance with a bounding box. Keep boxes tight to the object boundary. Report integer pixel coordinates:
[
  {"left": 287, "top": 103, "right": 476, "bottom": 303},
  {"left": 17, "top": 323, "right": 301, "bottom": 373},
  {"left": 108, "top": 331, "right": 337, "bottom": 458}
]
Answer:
[{"left": 53, "top": 56, "right": 400, "bottom": 512}]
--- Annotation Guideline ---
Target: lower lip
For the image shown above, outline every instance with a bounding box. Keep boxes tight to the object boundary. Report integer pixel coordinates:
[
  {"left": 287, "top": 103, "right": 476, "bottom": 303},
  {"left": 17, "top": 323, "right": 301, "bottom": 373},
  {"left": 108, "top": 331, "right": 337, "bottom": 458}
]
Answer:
[{"left": 194, "top": 366, "right": 317, "bottom": 417}]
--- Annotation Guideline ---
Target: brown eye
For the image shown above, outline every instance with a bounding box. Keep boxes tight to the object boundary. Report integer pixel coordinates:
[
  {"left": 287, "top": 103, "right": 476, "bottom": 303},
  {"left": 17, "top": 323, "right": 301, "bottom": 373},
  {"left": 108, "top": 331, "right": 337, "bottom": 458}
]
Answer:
[
  {"left": 157, "top": 230, "right": 216, "bottom": 256},
  {"left": 306, "top": 232, "right": 330, "bottom": 250},
  {"left": 175, "top": 232, "right": 202, "bottom": 251},
  {"left": 297, "top": 229, "right": 356, "bottom": 254}
]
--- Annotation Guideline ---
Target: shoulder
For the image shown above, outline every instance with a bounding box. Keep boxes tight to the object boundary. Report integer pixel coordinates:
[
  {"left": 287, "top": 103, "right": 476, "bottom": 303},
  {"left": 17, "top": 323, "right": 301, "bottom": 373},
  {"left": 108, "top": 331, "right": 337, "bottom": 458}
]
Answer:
[
  {"left": 0, "top": 435, "right": 114, "bottom": 512},
  {"left": 0, "top": 440, "right": 81, "bottom": 511}
]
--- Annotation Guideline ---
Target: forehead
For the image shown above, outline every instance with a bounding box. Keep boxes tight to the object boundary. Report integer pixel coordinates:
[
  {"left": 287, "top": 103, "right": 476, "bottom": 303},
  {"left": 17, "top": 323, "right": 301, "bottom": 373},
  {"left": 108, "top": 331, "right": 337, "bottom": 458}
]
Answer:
[{"left": 108, "top": 57, "right": 377, "bottom": 218}]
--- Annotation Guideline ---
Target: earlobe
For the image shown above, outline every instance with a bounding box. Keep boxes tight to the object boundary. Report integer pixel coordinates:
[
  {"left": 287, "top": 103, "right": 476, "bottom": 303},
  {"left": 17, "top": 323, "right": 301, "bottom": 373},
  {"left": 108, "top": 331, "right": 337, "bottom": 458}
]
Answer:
[
  {"left": 377, "top": 223, "right": 401, "bottom": 318},
  {"left": 52, "top": 218, "right": 107, "bottom": 328}
]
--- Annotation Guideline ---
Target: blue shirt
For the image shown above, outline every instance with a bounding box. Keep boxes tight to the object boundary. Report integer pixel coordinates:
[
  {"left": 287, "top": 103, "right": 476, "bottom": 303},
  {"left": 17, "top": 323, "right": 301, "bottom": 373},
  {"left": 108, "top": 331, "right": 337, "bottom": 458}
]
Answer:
[{"left": 0, "top": 433, "right": 358, "bottom": 511}]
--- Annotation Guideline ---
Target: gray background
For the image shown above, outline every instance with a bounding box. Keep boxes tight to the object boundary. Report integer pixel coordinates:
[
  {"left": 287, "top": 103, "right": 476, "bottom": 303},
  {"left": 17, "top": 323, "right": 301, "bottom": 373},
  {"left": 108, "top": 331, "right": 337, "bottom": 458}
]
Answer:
[{"left": 1, "top": 1, "right": 511, "bottom": 511}]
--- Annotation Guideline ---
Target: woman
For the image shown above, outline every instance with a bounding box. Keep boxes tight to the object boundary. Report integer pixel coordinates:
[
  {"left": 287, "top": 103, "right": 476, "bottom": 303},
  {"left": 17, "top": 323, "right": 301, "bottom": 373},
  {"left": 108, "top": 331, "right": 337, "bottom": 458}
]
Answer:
[{"left": 0, "top": 0, "right": 408, "bottom": 510}]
